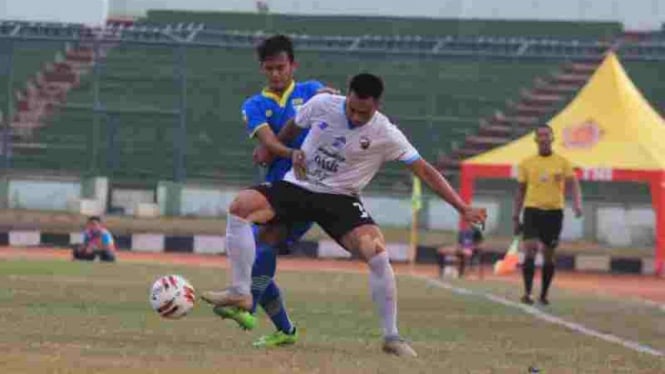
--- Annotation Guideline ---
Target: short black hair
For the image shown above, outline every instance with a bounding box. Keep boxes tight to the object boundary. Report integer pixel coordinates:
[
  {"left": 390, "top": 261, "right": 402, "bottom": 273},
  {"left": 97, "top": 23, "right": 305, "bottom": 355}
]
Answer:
[
  {"left": 257, "top": 34, "right": 295, "bottom": 62},
  {"left": 537, "top": 124, "right": 553, "bottom": 133},
  {"left": 349, "top": 73, "right": 384, "bottom": 100},
  {"left": 87, "top": 216, "right": 101, "bottom": 223}
]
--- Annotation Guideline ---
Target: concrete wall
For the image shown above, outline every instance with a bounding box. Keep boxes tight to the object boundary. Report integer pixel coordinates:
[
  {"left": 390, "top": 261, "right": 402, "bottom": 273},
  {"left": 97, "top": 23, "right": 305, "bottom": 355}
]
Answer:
[
  {"left": 172, "top": 182, "right": 655, "bottom": 247},
  {"left": 8, "top": 179, "right": 80, "bottom": 211},
  {"left": 0, "top": 176, "right": 655, "bottom": 247}
]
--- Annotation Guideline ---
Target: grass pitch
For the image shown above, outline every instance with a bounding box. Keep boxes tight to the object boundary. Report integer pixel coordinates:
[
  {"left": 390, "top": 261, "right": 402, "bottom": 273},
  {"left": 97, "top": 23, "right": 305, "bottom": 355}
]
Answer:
[{"left": 0, "top": 259, "right": 663, "bottom": 373}]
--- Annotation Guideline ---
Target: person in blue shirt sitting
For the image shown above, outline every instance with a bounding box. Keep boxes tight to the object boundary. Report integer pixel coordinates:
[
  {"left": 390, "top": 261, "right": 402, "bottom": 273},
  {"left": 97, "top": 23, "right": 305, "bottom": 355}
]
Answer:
[{"left": 72, "top": 216, "right": 116, "bottom": 263}]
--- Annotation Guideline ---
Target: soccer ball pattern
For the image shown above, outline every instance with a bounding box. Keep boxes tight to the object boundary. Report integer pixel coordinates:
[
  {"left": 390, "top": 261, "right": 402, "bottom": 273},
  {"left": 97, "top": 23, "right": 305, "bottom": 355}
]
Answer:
[{"left": 149, "top": 274, "right": 196, "bottom": 319}]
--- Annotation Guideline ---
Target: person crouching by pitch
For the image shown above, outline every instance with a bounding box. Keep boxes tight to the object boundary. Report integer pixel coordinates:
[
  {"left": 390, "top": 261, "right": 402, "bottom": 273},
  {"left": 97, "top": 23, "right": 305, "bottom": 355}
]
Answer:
[
  {"left": 437, "top": 226, "right": 484, "bottom": 279},
  {"left": 72, "top": 216, "right": 117, "bottom": 262}
]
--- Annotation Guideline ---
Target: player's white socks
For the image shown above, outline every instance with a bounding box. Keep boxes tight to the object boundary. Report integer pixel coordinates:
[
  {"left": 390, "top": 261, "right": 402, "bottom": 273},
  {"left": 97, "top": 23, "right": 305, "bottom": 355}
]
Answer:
[
  {"left": 368, "top": 251, "right": 399, "bottom": 338},
  {"left": 225, "top": 213, "right": 256, "bottom": 295}
]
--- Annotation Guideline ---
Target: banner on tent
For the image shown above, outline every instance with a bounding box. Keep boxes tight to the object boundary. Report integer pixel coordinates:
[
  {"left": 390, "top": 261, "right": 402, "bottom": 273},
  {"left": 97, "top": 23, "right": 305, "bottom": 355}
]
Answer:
[{"left": 579, "top": 167, "right": 614, "bottom": 181}]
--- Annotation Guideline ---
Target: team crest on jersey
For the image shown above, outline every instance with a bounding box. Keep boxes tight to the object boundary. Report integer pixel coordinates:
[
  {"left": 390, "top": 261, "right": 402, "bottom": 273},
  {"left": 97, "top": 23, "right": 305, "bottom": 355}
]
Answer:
[
  {"left": 292, "top": 98, "right": 304, "bottom": 113},
  {"left": 539, "top": 172, "right": 549, "bottom": 182},
  {"left": 359, "top": 136, "right": 371, "bottom": 150},
  {"left": 332, "top": 136, "right": 346, "bottom": 149},
  {"left": 265, "top": 110, "right": 273, "bottom": 118},
  {"left": 318, "top": 122, "right": 329, "bottom": 130}
]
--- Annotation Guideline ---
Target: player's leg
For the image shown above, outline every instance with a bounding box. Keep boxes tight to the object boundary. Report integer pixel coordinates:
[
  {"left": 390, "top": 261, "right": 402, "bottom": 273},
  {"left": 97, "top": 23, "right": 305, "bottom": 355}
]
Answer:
[
  {"left": 201, "top": 188, "right": 276, "bottom": 310},
  {"left": 539, "top": 210, "right": 563, "bottom": 305},
  {"left": 316, "top": 194, "right": 415, "bottom": 357},
  {"left": 72, "top": 245, "right": 95, "bottom": 261},
  {"left": 457, "top": 250, "right": 467, "bottom": 278},
  {"left": 97, "top": 249, "right": 116, "bottom": 263},
  {"left": 338, "top": 224, "right": 417, "bottom": 358},
  {"left": 521, "top": 208, "right": 540, "bottom": 305},
  {"left": 252, "top": 281, "right": 299, "bottom": 347},
  {"left": 202, "top": 181, "right": 306, "bottom": 311},
  {"left": 212, "top": 226, "right": 279, "bottom": 331},
  {"left": 253, "top": 221, "right": 311, "bottom": 345}
]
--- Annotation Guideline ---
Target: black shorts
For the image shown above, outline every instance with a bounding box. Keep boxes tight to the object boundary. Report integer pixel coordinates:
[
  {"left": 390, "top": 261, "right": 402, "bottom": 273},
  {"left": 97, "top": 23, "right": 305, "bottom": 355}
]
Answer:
[
  {"left": 252, "top": 181, "right": 376, "bottom": 242},
  {"left": 522, "top": 208, "right": 563, "bottom": 249}
]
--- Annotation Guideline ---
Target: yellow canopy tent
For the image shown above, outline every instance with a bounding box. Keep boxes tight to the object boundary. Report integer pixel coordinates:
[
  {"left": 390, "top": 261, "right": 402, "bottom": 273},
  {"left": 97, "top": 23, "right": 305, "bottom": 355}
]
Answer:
[{"left": 459, "top": 52, "right": 665, "bottom": 275}]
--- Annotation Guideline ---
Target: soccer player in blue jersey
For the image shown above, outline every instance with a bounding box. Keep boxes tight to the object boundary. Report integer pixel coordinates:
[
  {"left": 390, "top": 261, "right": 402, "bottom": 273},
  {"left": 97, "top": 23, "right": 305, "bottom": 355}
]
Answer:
[{"left": 203, "top": 35, "right": 334, "bottom": 347}]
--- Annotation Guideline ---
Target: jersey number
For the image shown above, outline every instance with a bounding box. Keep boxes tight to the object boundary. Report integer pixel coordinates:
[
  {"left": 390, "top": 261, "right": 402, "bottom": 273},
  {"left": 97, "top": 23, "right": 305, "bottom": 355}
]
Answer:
[{"left": 353, "top": 202, "right": 369, "bottom": 219}]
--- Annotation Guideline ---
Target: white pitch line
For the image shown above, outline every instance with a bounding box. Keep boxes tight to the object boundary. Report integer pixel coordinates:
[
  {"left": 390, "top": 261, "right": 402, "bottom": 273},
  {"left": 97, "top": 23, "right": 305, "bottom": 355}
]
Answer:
[{"left": 418, "top": 276, "right": 664, "bottom": 358}]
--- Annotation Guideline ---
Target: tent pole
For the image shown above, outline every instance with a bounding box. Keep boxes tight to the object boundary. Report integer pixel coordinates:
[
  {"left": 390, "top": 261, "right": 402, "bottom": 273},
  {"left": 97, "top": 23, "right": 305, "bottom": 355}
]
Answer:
[
  {"left": 459, "top": 164, "right": 475, "bottom": 230},
  {"left": 651, "top": 173, "right": 665, "bottom": 277}
]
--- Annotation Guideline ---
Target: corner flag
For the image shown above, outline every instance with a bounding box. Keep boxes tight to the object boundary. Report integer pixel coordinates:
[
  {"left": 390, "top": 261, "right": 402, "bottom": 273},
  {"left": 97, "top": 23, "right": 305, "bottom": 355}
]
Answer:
[{"left": 411, "top": 175, "right": 422, "bottom": 212}]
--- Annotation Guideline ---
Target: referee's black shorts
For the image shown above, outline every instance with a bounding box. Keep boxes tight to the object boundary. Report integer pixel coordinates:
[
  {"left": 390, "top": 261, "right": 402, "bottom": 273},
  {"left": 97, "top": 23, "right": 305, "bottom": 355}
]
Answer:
[{"left": 522, "top": 207, "right": 563, "bottom": 249}]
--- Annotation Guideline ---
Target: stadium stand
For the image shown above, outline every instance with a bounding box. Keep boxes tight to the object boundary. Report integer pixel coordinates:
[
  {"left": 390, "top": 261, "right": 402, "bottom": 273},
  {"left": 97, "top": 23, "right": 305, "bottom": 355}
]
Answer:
[
  {"left": 144, "top": 10, "right": 623, "bottom": 39},
  {"left": 30, "top": 47, "right": 559, "bottom": 189},
  {"left": 1, "top": 17, "right": 664, "bottom": 192}
]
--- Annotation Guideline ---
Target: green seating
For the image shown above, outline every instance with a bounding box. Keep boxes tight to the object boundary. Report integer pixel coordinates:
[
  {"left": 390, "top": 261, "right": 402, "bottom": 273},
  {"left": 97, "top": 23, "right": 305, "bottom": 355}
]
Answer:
[
  {"left": 14, "top": 23, "right": 665, "bottom": 192},
  {"left": 24, "top": 44, "right": 559, "bottom": 189},
  {"left": 145, "top": 10, "right": 622, "bottom": 38}
]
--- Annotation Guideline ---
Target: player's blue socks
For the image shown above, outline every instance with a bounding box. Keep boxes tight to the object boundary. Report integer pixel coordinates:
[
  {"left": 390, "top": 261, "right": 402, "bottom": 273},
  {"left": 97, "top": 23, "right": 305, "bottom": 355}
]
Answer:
[
  {"left": 250, "top": 240, "right": 277, "bottom": 313},
  {"left": 260, "top": 281, "right": 294, "bottom": 334},
  {"left": 249, "top": 226, "right": 294, "bottom": 333}
]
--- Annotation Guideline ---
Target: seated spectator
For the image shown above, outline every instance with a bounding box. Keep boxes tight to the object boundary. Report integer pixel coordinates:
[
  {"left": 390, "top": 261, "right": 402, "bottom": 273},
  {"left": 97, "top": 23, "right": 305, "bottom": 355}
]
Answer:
[
  {"left": 72, "top": 216, "right": 116, "bottom": 262},
  {"left": 437, "top": 227, "right": 484, "bottom": 279}
]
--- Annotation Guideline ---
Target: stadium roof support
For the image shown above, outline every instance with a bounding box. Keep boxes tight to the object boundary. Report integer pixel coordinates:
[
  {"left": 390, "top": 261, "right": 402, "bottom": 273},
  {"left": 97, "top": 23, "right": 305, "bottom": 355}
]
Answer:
[{"left": 459, "top": 52, "right": 665, "bottom": 276}]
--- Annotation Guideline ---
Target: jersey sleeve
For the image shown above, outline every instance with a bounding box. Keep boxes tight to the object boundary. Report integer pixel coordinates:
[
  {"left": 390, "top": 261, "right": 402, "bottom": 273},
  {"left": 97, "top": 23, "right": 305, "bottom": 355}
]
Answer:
[
  {"left": 242, "top": 98, "right": 269, "bottom": 138},
  {"left": 384, "top": 125, "right": 421, "bottom": 164},
  {"left": 305, "top": 80, "right": 325, "bottom": 97},
  {"left": 295, "top": 93, "right": 328, "bottom": 129},
  {"left": 101, "top": 231, "right": 114, "bottom": 246},
  {"left": 517, "top": 160, "right": 528, "bottom": 183}
]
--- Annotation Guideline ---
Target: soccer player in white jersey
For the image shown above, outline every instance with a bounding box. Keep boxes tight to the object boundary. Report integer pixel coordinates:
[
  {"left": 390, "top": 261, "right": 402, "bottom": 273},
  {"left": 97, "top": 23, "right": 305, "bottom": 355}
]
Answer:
[{"left": 202, "top": 73, "right": 487, "bottom": 357}]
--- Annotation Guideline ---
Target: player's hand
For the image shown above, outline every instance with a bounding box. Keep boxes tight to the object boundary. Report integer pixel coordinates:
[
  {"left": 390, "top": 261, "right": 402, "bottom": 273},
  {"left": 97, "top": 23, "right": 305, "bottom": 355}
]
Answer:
[
  {"left": 253, "top": 144, "right": 275, "bottom": 167},
  {"left": 462, "top": 207, "right": 487, "bottom": 228},
  {"left": 574, "top": 205, "right": 583, "bottom": 218},
  {"left": 316, "top": 86, "right": 340, "bottom": 95},
  {"left": 291, "top": 149, "right": 307, "bottom": 180}
]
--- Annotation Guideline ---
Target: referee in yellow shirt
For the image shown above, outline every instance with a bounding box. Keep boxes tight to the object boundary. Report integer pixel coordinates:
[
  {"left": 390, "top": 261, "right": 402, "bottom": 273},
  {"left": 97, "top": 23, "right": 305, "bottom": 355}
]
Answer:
[{"left": 513, "top": 125, "right": 583, "bottom": 305}]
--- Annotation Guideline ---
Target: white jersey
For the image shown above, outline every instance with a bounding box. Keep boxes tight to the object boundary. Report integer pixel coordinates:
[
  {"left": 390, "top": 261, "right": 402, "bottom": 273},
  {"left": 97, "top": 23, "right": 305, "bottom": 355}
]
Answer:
[{"left": 283, "top": 94, "right": 421, "bottom": 196}]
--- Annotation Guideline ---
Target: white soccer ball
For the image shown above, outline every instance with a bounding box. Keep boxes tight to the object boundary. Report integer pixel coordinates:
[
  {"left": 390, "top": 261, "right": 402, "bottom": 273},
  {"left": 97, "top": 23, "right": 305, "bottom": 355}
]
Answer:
[{"left": 149, "top": 274, "right": 196, "bottom": 319}]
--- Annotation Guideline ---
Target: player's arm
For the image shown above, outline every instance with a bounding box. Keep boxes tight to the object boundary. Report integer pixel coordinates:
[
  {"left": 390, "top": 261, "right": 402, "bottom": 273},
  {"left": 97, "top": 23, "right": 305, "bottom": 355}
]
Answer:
[
  {"left": 385, "top": 126, "right": 485, "bottom": 224},
  {"left": 242, "top": 100, "right": 288, "bottom": 164},
  {"left": 513, "top": 183, "right": 526, "bottom": 233},
  {"left": 407, "top": 159, "right": 467, "bottom": 213},
  {"left": 566, "top": 177, "right": 583, "bottom": 217},
  {"left": 100, "top": 231, "right": 116, "bottom": 252},
  {"left": 255, "top": 117, "right": 307, "bottom": 159},
  {"left": 565, "top": 163, "right": 583, "bottom": 217},
  {"left": 274, "top": 118, "right": 304, "bottom": 145},
  {"left": 254, "top": 126, "right": 296, "bottom": 159},
  {"left": 407, "top": 159, "right": 484, "bottom": 224},
  {"left": 513, "top": 162, "right": 527, "bottom": 234},
  {"left": 307, "top": 79, "right": 340, "bottom": 96}
]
